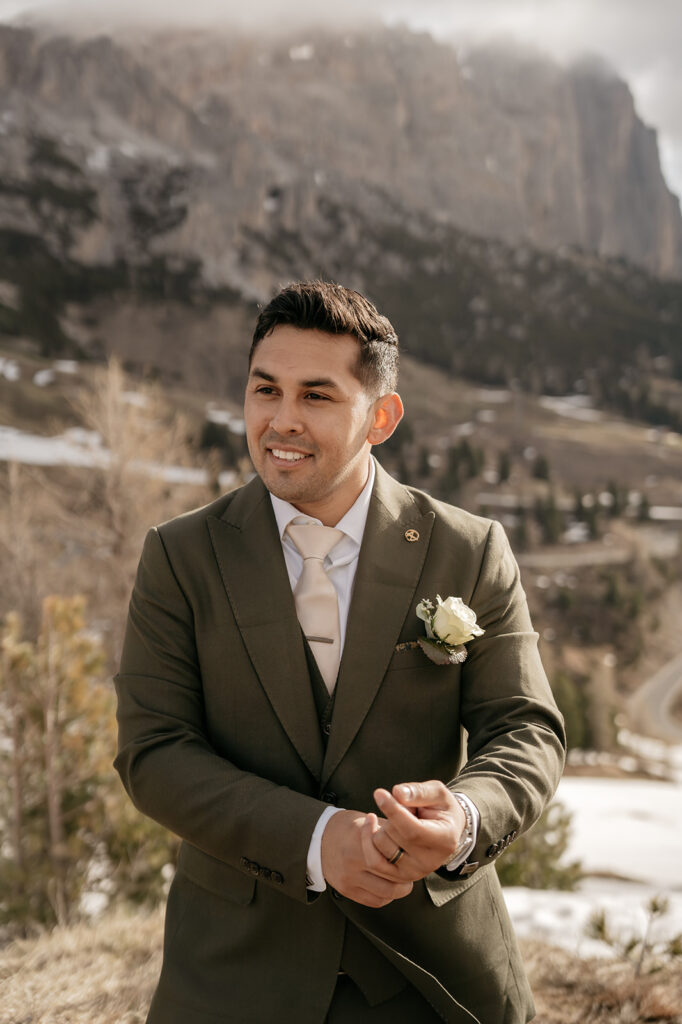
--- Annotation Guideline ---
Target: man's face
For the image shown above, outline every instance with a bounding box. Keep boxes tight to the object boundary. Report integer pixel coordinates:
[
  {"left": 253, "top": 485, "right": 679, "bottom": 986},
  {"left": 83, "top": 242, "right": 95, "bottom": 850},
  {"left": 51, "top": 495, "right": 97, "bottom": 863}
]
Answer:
[{"left": 244, "top": 326, "right": 379, "bottom": 525}]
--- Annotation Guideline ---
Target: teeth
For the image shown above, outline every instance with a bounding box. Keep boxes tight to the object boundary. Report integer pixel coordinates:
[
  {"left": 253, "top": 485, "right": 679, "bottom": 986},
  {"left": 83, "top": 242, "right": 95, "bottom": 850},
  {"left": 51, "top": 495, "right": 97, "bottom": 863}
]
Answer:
[{"left": 271, "top": 449, "right": 309, "bottom": 462}]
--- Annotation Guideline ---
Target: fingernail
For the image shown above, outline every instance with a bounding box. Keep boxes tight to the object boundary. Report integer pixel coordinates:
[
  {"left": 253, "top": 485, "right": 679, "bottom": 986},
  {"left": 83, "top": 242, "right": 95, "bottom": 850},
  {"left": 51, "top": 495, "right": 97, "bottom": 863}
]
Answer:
[
  {"left": 398, "top": 785, "right": 413, "bottom": 800},
  {"left": 375, "top": 792, "right": 386, "bottom": 808}
]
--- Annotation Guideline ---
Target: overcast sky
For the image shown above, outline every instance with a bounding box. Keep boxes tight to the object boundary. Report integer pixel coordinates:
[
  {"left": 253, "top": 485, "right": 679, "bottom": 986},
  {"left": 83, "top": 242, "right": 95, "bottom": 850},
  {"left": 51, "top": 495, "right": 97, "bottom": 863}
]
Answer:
[{"left": 1, "top": 0, "right": 681, "bottom": 201}]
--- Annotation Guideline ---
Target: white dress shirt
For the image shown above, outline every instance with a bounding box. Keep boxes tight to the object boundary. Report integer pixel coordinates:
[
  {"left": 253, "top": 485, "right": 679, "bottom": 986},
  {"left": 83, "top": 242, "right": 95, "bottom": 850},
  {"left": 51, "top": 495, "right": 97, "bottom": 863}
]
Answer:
[{"left": 269, "top": 456, "right": 478, "bottom": 891}]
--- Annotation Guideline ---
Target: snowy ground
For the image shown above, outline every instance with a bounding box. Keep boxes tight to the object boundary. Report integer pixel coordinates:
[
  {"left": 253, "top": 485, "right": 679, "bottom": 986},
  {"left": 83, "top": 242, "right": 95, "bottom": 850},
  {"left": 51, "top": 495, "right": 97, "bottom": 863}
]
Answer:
[
  {"left": 0, "top": 424, "right": 237, "bottom": 488},
  {"left": 504, "top": 736, "right": 682, "bottom": 957}
]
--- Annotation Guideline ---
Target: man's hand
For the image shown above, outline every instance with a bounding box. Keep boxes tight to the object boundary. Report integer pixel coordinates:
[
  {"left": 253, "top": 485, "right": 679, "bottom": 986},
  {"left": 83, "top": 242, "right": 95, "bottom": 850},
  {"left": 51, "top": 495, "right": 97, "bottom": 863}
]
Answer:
[
  {"left": 368, "top": 781, "right": 466, "bottom": 881},
  {"left": 321, "top": 809, "right": 414, "bottom": 908}
]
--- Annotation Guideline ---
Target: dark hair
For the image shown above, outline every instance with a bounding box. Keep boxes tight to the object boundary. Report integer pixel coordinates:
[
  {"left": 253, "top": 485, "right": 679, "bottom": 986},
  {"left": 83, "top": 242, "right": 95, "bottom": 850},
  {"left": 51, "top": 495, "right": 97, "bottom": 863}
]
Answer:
[{"left": 250, "top": 280, "right": 399, "bottom": 397}]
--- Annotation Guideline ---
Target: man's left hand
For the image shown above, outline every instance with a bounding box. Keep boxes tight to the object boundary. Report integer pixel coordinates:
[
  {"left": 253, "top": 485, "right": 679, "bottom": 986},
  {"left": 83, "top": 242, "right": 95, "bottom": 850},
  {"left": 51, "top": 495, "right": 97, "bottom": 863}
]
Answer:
[{"left": 366, "top": 781, "right": 466, "bottom": 881}]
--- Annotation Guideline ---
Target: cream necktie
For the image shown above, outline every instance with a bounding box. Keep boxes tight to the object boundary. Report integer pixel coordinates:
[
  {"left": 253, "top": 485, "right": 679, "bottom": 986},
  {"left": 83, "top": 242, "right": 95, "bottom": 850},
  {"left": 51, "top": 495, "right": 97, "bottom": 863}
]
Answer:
[{"left": 286, "top": 523, "right": 345, "bottom": 694}]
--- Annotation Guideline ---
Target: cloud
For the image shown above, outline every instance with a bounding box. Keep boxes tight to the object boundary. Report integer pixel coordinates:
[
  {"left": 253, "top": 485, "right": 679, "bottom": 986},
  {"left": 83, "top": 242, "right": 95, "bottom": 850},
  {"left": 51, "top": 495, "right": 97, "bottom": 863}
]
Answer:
[
  {"left": 394, "top": 0, "right": 682, "bottom": 198},
  {"left": 3, "top": 0, "right": 681, "bottom": 198},
  {"left": 5, "top": 0, "right": 384, "bottom": 30}
]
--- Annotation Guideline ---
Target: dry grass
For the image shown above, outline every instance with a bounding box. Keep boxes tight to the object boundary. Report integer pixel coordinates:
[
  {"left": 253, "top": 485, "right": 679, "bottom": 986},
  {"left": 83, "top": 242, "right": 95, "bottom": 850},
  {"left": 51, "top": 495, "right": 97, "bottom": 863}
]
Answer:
[
  {"left": 524, "top": 940, "right": 682, "bottom": 1024},
  {"left": 1, "top": 911, "right": 681, "bottom": 1023},
  {"left": 0, "top": 907, "right": 163, "bottom": 1024}
]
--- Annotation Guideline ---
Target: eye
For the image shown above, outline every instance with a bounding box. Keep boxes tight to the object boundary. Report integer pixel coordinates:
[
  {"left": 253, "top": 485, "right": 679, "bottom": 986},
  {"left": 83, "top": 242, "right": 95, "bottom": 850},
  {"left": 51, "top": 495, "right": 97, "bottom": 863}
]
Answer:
[
  {"left": 305, "top": 392, "right": 329, "bottom": 401},
  {"left": 254, "top": 385, "right": 276, "bottom": 395}
]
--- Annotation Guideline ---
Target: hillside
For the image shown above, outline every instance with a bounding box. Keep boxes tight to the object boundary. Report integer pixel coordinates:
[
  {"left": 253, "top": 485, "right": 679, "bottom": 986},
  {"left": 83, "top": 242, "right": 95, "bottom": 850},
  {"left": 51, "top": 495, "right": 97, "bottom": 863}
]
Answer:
[{"left": 0, "top": 22, "right": 680, "bottom": 429}]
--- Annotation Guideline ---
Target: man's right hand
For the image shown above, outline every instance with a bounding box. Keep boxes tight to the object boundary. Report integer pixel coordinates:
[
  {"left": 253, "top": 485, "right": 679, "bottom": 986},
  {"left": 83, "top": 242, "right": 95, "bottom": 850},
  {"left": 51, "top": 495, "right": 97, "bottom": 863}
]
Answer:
[{"left": 321, "top": 809, "right": 413, "bottom": 908}]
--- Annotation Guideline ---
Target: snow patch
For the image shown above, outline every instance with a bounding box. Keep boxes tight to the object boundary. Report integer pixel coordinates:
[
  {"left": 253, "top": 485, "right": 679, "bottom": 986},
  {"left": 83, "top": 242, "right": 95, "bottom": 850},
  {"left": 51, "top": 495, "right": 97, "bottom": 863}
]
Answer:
[
  {"left": 506, "top": 879, "right": 682, "bottom": 959},
  {"left": 53, "top": 360, "right": 79, "bottom": 374},
  {"left": 206, "top": 407, "right": 246, "bottom": 434},
  {"left": 33, "top": 369, "right": 56, "bottom": 387},
  {"left": 540, "top": 395, "right": 602, "bottom": 422},
  {"left": 0, "top": 357, "right": 20, "bottom": 382},
  {"left": 289, "top": 43, "right": 314, "bottom": 62}
]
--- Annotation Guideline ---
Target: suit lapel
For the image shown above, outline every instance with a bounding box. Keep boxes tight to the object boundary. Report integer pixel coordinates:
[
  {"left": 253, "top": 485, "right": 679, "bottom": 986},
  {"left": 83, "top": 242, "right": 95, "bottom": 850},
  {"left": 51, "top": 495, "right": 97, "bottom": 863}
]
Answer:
[
  {"left": 321, "top": 461, "right": 435, "bottom": 788},
  {"left": 207, "top": 476, "right": 324, "bottom": 781}
]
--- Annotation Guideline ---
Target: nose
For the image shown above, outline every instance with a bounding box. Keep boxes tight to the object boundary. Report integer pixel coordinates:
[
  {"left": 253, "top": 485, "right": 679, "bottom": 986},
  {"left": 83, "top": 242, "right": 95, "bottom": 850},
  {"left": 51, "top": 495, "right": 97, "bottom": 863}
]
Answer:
[{"left": 269, "top": 395, "right": 303, "bottom": 435}]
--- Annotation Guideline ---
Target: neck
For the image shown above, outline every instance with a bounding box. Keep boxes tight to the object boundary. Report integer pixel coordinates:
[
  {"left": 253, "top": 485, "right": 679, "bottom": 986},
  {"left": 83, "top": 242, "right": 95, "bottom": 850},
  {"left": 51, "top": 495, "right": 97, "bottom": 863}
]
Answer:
[{"left": 292, "top": 456, "right": 372, "bottom": 527}]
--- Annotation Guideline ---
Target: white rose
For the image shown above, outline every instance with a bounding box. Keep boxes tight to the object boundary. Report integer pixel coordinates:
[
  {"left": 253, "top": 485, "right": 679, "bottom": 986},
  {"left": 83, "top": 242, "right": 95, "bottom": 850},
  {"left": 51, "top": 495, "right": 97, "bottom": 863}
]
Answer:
[{"left": 431, "top": 595, "right": 484, "bottom": 646}]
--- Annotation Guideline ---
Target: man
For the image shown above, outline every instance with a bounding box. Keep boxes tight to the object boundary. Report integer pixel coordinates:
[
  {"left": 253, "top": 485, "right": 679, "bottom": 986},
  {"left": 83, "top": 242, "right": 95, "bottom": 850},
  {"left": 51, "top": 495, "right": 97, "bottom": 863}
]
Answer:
[{"left": 114, "top": 280, "right": 565, "bottom": 1023}]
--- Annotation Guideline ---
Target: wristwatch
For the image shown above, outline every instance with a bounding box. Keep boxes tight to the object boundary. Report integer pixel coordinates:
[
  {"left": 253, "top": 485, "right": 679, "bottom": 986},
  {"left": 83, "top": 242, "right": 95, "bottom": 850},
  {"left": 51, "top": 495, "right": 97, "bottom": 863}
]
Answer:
[{"left": 448, "top": 792, "right": 475, "bottom": 864}]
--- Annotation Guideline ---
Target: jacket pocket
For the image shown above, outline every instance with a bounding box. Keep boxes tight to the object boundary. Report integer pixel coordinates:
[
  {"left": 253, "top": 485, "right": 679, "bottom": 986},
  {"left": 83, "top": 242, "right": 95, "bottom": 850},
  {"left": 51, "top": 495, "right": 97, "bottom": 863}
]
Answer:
[{"left": 176, "top": 841, "right": 256, "bottom": 905}]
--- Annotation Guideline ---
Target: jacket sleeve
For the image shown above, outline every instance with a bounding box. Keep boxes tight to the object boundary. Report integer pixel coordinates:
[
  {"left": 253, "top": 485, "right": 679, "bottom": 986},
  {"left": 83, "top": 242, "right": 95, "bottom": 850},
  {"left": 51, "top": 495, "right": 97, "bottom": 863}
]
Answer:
[
  {"left": 449, "top": 520, "right": 566, "bottom": 875},
  {"left": 113, "top": 526, "right": 326, "bottom": 904}
]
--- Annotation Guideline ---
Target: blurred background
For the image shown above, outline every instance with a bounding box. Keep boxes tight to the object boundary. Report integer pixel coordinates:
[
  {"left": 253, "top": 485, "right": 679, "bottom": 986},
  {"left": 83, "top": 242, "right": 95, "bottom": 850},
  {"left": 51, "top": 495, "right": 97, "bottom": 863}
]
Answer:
[{"left": 0, "top": 2, "right": 681, "bottom": 1021}]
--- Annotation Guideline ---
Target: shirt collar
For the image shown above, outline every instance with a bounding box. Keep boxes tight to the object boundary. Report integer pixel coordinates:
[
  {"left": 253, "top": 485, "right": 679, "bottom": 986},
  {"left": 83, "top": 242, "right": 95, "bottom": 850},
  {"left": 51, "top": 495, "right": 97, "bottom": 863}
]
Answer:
[{"left": 270, "top": 455, "right": 376, "bottom": 549}]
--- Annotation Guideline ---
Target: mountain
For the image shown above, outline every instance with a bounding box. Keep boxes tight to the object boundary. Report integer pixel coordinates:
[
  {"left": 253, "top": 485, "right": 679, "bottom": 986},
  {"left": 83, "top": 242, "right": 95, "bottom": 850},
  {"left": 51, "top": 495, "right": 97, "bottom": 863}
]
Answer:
[
  {"left": 0, "top": 21, "right": 680, "bottom": 421},
  {"left": 133, "top": 27, "right": 682, "bottom": 279},
  {"left": 2, "top": 21, "right": 680, "bottom": 279}
]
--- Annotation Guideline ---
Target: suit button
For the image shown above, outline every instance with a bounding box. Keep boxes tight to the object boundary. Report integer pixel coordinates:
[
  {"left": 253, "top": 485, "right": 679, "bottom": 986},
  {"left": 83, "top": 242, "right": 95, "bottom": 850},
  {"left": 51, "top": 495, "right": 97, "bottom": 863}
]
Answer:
[
  {"left": 248, "top": 861, "right": 260, "bottom": 876},
  {"left": 240, "top": 857, "right": 250, "bottom": 870},
  {"left": 322, "top": 792, "right": 338, "bottom": 805},
  {"left": 511, "top": 830, "right": 518, "bottom": 840},
  {"left": 271, "top": 871, "right": 284, "bottom": 885},
  {"left": 259, "top": 867, "right": 272, "bottom": 880},
  {"left": 323, "top": 723, "right": 332, "bottom": 736}
]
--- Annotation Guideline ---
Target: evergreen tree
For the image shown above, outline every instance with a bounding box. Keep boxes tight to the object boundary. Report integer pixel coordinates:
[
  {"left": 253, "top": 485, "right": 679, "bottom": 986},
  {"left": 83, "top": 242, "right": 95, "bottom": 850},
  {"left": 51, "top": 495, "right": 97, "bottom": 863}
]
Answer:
[
  {"left": 532, "top": 453, "right": 550, "bottom": 481},
  {"left": 498, "top": 449, "right": 511, "bottom": 484},
  {"left": 496, "top": 802, "right": 582, "bottom": 890},
  {"left": 0, "top": 597, "right": 177, "bottom": 933}
]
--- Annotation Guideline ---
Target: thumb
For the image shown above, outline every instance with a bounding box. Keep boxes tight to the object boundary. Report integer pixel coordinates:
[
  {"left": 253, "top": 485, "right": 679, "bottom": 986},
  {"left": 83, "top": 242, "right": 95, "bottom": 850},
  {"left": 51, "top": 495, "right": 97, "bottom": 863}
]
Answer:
[{"left": 393, "top": 780, "right": 450, "bottom": 809}]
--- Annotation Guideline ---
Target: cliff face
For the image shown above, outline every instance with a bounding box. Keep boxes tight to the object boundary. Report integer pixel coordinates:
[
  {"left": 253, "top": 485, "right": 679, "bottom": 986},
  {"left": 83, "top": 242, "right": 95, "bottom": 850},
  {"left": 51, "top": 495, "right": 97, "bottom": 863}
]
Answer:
[
  {"left": 0, "top": 21, "right": 680, "bottom": 416},
  {"left": 0, "top": 22, "right": 680, "bottom": 285},
  {"left": 133, "top": 28, "right": 682, "bottom": 278}
]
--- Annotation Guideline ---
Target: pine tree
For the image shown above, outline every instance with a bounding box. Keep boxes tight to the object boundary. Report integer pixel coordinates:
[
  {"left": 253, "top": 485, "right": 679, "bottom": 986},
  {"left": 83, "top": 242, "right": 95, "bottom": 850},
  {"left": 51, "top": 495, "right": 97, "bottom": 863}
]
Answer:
[
  {"left": 495, "top": 802, "right": 582, "bottom": 890},
  {"left": 0, "top": 597, "right": 177, "bottom": 933}
]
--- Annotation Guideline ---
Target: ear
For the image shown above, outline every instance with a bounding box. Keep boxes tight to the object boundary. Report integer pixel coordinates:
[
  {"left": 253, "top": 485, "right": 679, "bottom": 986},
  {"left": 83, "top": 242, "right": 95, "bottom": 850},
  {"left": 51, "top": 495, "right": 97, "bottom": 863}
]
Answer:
[{"left": 367, "top": 393, "right": 404, "bottom": 446}]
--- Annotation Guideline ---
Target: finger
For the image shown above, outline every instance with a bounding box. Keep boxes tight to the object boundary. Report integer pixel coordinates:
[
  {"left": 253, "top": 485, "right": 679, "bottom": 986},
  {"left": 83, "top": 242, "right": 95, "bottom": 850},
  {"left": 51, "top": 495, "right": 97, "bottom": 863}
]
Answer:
[
  {"left": 358, "top": 870, "right": 412, "bottom": 903},
  {"left": 353, "top": 878, "right": 413, "bottom": 908},
  {"left": 374, "top": 789, "right": 427, "bottom": 844},
  {"left": 362, "top": 816, "right": 399, "bottom": 878},
  {"left": 369, "top": 823, "right": 407, "bottom": 869},
  {"left": 392, "top": 780, "right": 451, "bottom": 810}
]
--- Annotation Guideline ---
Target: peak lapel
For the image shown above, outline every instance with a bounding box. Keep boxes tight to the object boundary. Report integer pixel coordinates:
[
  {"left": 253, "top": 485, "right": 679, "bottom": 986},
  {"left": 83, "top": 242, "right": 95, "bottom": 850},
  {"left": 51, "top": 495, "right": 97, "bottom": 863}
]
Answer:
[
  {"left": 321, "top": 462, "right": 434, "bottom": 788},
  {"left": 207, "top": 477, "right": 324, "bottom": 781}
]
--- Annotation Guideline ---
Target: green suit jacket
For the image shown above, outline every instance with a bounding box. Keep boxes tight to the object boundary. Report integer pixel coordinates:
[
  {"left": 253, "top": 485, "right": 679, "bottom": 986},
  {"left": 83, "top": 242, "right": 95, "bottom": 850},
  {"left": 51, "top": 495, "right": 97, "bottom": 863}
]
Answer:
[{"left": 114, "top": 459, "right": 566, "bottom": 1024}]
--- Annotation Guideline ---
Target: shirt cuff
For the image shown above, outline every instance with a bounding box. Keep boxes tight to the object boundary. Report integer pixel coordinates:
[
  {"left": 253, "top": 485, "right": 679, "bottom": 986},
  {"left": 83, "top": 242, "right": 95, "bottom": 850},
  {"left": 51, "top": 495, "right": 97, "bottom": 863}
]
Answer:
[
  {"left": 306, "top": 806, "right": 344, "bottom": 891},
  {"left": 445, "top": 792, "right": 480, "bottom": 871}
]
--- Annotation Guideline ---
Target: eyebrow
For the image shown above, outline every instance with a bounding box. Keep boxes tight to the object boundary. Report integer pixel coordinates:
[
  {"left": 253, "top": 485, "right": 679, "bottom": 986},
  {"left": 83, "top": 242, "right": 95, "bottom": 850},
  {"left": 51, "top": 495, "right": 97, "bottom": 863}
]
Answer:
[{"left": 250, "top": 368, "right": 340, "bottom": 390}]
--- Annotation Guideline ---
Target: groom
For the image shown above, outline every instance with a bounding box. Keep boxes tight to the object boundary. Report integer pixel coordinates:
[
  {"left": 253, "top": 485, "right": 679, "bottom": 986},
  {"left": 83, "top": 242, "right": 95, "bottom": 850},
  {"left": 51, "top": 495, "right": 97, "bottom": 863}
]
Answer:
[{"left": 114, "top": 280, "right": 565, "bottom": 1023}]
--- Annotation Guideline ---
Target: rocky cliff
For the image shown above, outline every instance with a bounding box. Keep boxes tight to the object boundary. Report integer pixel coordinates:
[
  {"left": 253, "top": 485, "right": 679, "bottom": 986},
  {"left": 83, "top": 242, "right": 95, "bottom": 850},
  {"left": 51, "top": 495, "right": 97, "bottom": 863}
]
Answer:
[
  {"left": 0, "top": 22, "right": 680, "bottom": 419},
  {"left": 1, "top": 22, "right": 680, "bottom": 284}
]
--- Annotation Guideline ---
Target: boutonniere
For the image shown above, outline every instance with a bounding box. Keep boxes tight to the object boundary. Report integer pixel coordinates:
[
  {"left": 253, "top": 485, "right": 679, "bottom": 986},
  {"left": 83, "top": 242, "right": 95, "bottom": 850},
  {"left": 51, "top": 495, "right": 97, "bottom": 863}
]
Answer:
[{"left": 415, "top": 595, "right": 484, "bottom": 666}]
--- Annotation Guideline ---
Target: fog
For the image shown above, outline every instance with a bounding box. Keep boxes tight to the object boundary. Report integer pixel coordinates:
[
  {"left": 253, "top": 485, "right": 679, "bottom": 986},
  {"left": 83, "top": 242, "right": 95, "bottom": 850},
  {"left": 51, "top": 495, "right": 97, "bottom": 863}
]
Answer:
[
  {"left": 1, "top": 0, "right": 680, "bottom": 200},
  {"left": 2, "top": 0, "right": 384, "bottom": 30}
]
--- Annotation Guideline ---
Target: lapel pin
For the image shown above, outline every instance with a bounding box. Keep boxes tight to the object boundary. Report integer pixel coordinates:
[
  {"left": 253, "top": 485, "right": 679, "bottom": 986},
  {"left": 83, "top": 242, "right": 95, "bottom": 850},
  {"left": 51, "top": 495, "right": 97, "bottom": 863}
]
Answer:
[{"left": 404, "top": 529, "right": 420, "bottom": 543}]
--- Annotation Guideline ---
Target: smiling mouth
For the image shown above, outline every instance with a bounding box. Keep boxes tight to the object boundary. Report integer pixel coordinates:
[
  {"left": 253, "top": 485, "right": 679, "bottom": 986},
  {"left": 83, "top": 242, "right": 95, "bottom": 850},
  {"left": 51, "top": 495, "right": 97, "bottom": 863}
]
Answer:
[{"left": 268, "top": 448, "right": 312, "bottom": 463}]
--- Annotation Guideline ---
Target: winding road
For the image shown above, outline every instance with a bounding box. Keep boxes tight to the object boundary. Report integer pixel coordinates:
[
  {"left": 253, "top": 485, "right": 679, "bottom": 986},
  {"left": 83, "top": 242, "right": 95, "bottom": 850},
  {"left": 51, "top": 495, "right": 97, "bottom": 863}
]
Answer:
[{"left": 628, "top": 651, "right": 682, "bottom": 744}]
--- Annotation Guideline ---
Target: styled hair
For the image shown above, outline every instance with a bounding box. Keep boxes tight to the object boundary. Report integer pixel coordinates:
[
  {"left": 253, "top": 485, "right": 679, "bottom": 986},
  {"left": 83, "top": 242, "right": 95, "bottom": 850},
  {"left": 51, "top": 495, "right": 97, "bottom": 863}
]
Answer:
[{"left": 250, "top": 280, "right": 399, "bottom": 397}]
